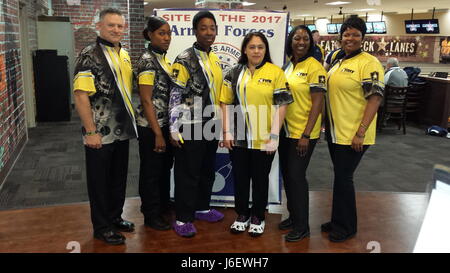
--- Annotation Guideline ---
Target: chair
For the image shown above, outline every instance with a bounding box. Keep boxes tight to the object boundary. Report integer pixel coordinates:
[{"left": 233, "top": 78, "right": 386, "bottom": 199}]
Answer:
[
  {"left": 378, "top": 85, "right": 409, "bottom": 134},
  {"left": 406, "top": 81, "right": 427, "bottom": 118}
]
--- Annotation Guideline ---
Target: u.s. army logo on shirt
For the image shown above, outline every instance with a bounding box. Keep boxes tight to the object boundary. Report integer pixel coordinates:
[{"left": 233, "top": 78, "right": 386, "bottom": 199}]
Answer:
[
  {"left": 319, "top": 75, "right": 326, "bottom": 84},
  {"left": 173, "top": 69, "right": 180, "bottom": 78},
  {"left": 371, "top": 71, "right": 379, "bottom": 81}
]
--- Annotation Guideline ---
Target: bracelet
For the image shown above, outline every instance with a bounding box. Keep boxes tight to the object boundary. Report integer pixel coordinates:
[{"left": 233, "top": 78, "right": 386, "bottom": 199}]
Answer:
[
  {"left": 301, "top": 133, "right": 311, "bottom": 139},
  {"left": 85, "top": 130, "right": 98, "bottom": 136},
  {"left": 360, "top": 123, "right": 368, "bottom": 130},
  {"left": 355, "top": 133, "right": 365, "bottom": 138},
  {"left": 269, "top": 133, "right": 279, "bottom": 140}
]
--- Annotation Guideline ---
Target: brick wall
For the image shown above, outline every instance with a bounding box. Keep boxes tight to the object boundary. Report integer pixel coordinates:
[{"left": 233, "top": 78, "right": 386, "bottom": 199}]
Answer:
[
  {"left": 0, "top": 0, "right": 48, "bottom": 185},
  {"left": 52, "top": 0, "right": 145, "bottom": 64}
]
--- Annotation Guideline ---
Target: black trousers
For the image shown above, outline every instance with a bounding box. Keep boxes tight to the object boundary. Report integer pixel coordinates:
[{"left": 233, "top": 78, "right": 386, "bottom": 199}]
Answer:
[
  {"left": 174, "top": 136, "right": 219, "bottom": 223},
  {"left": 85, "top": 139, "right": 129, "bottom": 233},
  {"left": 137, "top": 125, "right": 173, "bottom": 220},
  {"left": 327, "top": 139, "right": 369, "bottom": 235},
  {"left": 229, "top": 147, "right": 275, "bottom": 221},
  {"left": 279, "top": 135, "right": 318, "bottom": 232}
]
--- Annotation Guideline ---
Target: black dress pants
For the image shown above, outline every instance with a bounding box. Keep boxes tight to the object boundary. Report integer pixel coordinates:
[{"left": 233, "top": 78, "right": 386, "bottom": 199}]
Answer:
[
  {"left": 229, "top": 147, "right": 275, "bottom": 221},
  {"left": 137, "top": 125, "right": 173, "bottom": 220},
  {"left": 279, "top": 135, "right": 317, "bottom": 232},
  {"left": 85, "top": 139, "right": 129, "bottom": 233},
  {"left": 327, "top": 139, "right": 369, "bottom": 235},
  {"left": 174, "top": 135, "right": 219, "bottom": 223}
]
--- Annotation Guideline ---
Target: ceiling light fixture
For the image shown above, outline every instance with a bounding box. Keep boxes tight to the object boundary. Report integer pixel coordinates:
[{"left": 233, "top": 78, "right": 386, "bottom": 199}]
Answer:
[
  {"left": 242, "top": 1, "right": 256, "bottom": 6},
  {"left": 325, "top": 1, "right": 351, "bottom": 5},
  {"left": 354, "top": 8, "right": 375, "bottom": 12}
]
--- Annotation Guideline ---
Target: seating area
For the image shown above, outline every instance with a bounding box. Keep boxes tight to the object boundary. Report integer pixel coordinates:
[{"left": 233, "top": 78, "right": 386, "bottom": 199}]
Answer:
[{"left": 378, "top": 81, "right": 428, "bottom": 134}]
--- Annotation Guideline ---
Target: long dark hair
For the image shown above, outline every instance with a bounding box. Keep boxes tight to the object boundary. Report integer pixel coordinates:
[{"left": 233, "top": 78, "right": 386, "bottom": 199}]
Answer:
[
  {"left": 238, "top": 32, "right": 272, "bottom": 65},
  {"left": 285, "top": 25, "right": 315, "bottom": 58}
]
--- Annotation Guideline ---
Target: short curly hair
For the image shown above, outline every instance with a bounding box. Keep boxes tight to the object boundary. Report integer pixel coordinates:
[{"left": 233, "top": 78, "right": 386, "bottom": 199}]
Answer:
[{"left": 340, "top": 17, "right": 367, "bottom": 38}]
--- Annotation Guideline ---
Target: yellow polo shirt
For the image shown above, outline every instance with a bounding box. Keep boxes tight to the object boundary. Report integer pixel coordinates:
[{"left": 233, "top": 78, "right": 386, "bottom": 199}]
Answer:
[
  {"left": 326, "top": 51, "right": 384, "bottom": 145},
  {"left": 220, "top": 62, "right": 292, "bottom": 150},
  {"left": 284, "top": 56, "right": 327, "bottom": 139}
]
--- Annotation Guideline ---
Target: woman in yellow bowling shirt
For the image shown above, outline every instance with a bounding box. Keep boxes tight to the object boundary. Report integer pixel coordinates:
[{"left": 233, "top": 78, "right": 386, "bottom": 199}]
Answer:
[
  {"left": 220, "top": 32, "right": 293, "bottom": 237},
  {"left": 323, "top": 17, "right": 384, "bottom": 242},
  {"left": 278, "top": 25, "right": 327, "bottom": 242}
]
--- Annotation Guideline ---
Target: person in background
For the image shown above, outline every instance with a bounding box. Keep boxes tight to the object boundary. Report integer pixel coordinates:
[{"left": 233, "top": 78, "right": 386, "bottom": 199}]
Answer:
[
  {"left": 169, "top": 10, "right": 224, "bottom": 238},
  {"left": 135, "top": 16, "right": 174, "bottom": 231},
  {"left": 73, "top": 8, "right": 137, "bottom": 245},
  {"left": 221, "top": 32, "right": 293, "bottom": 237},
  {"left": 323, "top": 17, "right": 384, "bottom": 242},
  {"left": 384, "top": 57, "right": 408, "bottom": 88},
  {"left": 278, "top": 25, "right": 326, "bottom": 242},
  {"left": 311, "top": 30, "right": 325, "bottom": 63}
]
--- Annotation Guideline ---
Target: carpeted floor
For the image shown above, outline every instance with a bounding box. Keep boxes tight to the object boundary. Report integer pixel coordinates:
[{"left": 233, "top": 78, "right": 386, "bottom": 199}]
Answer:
[{"left": 0, "top": 111, "right": 449, "bottom": 210}]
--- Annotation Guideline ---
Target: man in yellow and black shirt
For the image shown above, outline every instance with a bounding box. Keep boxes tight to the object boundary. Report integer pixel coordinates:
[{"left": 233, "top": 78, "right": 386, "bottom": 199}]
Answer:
[{"left": 73, "top": 8, "right": 136, "bottom": 245}]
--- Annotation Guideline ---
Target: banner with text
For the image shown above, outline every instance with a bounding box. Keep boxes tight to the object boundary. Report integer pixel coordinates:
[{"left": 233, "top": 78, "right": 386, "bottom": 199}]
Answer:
[
  {"left": 319, "top": 35, "right": 443, "bottom": 63},
  {"left": 156, "top": 8, "right": 289, "bottom": 206}
]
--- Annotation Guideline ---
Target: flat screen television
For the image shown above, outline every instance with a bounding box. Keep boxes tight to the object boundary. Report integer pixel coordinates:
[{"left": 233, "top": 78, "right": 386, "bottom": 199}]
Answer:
[
  {"left": 307, "top": 24, "right": 317, "bottom": 31},
  {"left": 288, "top": 25, "right": 293, "bottom": 33},
  {"left": 327, "top": 23, "right": 338, "bottom": 34},
  {"left": 405, "top": 19, "right": 439, "bottom": 34},
  {"left": 405, "top": 20, "right": 421, "bottom": 33},
  {"left": 336, "top": 23, "right": 343, "bottom": 33},
  {"left": 422, "top": 19, "right": 440, "bottom": 34},
  {"left": 366, "top": 22, "right": 374, "bottom": 34},
  {"left": 372, "top": 21, "right": 386, "bottom": 34}
]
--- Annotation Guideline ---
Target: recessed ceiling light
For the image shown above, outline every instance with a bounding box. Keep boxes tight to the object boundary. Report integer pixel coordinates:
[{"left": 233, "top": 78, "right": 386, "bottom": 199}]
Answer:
[
  {"left": 325, "top": 1, "right": 352, "bottom": 5},
  {"left": 354, "top": 8, "right": 376, "bottom": 12},
  {"left": 242, "top": 1, "right": 256, "bottom": 6},
  {"left": 297, "top": 14, "right": 313, "bottom": 17}
]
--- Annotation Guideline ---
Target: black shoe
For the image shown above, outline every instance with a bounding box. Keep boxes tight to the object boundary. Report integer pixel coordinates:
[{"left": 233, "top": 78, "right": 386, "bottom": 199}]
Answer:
[
  {"left": 113, "top": 219, "right": 135, "bottom": 232},
  {"left": 321, "top": 222, "right": 332, "bottom": 233},
  {"left": 285, "top": 230, "right": 310, "bottom": 242},
  {"left": 145, "top": 216, "right": 171, "bottom": 231},
  {"left": 94, "top": 230, "right": 125, "bottom": 245},
  {"left": 328, "top": 230, "right": 356, "bottom": 243},
  {"left": 278, "top": 217, "right": 294, "bottom": 230}
]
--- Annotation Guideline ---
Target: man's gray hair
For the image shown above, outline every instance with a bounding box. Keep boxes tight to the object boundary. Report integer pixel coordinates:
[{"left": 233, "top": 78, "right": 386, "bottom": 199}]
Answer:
[
  {"left": 386, "top": 57, "right": 399, "bottom": 67},
  {"left": 99, "top": 8, "right": 123, "bottom": 21}
]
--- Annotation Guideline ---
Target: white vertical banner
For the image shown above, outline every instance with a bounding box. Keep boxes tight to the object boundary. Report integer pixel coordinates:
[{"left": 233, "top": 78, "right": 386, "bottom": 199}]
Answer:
[{"left": 156, "top": 8, "right": 289, "bottom": 206}]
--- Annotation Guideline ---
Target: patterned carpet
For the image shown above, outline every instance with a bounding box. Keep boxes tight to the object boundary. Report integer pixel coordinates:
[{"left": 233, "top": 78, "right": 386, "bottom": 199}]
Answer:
[{"left": 0, "top": 111, "right": 449, "bottom": 210}]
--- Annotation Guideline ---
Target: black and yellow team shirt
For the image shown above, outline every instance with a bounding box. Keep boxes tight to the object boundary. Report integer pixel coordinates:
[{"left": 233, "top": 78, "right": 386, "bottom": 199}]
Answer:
[
  {"left": 220, "top": 62, "right": 293, "bottom": 150},
  {"left": 283, "top": 56, "right": 327, "bottom": 139},
  {"left": 169, "top": 43, "right": 223, "bottom": 133},
  {"left": 73, "top": 37, "right": 137, "bottom": 144},
  {"left": 135, "top": 44, "right": 173, "bottom": 128},
  {"left": 326, "top": 50, "right": 384, "bottom": 145}
]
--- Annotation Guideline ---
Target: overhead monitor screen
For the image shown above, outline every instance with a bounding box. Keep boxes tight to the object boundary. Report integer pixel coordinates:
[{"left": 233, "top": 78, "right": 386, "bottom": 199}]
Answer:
[
  {"left": 327, "top": 23, "right": 338, "bottom": 34},
  {"left": 372, "top": 21, "right": 386, "bottom": 34},
  {"left": 366, "top": 22, "right": 374, "bottom": 34},
  {"left": 307, "top": 24, "right": 317, "bottom": 31}
]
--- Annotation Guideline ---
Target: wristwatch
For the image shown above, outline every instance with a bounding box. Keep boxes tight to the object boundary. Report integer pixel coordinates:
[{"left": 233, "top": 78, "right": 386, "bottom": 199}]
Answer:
[
  {"left": 301, "top": 133, "right": 311, "bottom": 139},
  {"left": 269, "top": 133, "right": 279, "bottom": 141},
  {"left": 82, "top": 127, "right": 99, "bottom": 136}
]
